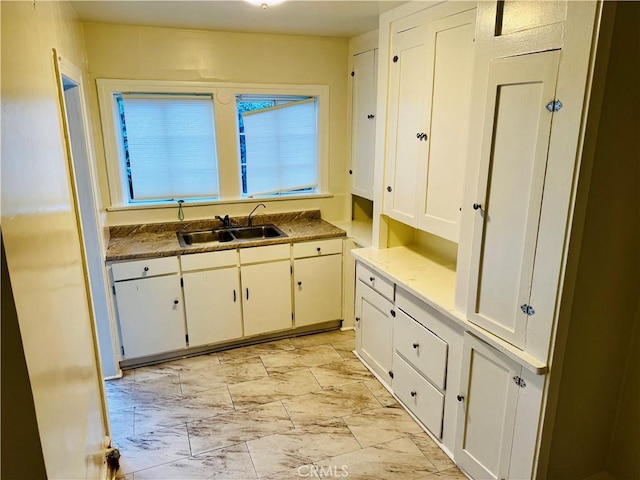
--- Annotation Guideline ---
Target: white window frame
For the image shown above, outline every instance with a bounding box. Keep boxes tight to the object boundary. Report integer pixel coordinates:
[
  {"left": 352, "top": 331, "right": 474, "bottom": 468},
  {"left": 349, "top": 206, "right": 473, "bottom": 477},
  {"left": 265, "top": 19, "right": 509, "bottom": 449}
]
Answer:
[{"left": 97, "top": 79, "right": 330, "bottom": 209}]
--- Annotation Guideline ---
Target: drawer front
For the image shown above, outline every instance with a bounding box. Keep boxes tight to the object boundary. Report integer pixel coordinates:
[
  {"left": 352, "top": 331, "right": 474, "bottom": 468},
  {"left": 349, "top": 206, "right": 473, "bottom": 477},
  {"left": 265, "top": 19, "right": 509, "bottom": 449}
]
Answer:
[
  {"left": 180, "top": 249, "right": 238, "bottom": 271},
  {"left": 393, "top": 353, "right": 445, "bottom": 439},
  {"left": 293, "top": 238, "right": 343, "bottom": 258},
  {"left": 394, "top": 309, "right": 448, "bottom": 390},
  {"left": 396, "top": 287, "right": 453, "bottom": 341},
  {"left": 240, "top": 244, "right": 291, "bottom": 264},
  {"left": 357, "top": 263, "right": 394, "bottom": 301},
  {"left": 111, "top": 256, "right": 179, "bottom": 281}
]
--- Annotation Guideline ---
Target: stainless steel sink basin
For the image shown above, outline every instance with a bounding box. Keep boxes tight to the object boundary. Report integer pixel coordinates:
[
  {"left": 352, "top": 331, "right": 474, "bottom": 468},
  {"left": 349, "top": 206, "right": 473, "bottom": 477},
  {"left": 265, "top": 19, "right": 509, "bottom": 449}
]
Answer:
[
  {"left": 228, "top": 225, "right": 287, "bottom": 240},
  {"left": 177, "top": 229, "right": 234, "bottom": 247},
  {"left": 178, "top": 224, "right": 287, "bottom": 247}
]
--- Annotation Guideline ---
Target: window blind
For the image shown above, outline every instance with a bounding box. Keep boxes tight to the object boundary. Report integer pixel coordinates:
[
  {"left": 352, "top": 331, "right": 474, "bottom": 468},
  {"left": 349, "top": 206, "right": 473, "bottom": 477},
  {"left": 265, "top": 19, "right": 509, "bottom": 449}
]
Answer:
[
  {"left": 121, "top": 94, "right": 219, "bottom": 201},
  {"left": 242, "top": 98, "right": 318, "bottom": 197}
]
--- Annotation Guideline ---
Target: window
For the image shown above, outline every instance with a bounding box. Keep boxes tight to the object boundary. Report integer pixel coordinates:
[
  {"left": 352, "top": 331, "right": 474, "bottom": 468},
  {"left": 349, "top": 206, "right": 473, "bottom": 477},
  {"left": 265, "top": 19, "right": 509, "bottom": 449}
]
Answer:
[
  {"left": 116, "top": 94, "right": 219, "bottom": 203},
  {"left": 237, "top": 95, "right": 318, "bottom": 197},
  {"left": 97, "top": 80, "right": 329, "bottom": 208}
]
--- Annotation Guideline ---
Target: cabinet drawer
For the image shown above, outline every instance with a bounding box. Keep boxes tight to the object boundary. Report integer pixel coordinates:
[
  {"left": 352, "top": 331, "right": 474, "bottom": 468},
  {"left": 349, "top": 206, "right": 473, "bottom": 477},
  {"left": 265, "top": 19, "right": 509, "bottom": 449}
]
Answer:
[
  {"left": 240, "top": 244, "right": 290, "bottom": 264},
  {"left": 111, "top": 256, "right": 179, "bottom": 281},
  {"left": 393, "top": 353, "right": 445, "bottom": 439},
  {"left": 180, "top": 249, "right": 238, "bottom": 272},
  {"left": 357, "top": 262, "right": 394, "bottom": 301},
  {"left": 394, "top": 309, "right": 448, "bottom": 391},
  {"left": 293, "top": 238, "right": 343, "bottom": 258}
]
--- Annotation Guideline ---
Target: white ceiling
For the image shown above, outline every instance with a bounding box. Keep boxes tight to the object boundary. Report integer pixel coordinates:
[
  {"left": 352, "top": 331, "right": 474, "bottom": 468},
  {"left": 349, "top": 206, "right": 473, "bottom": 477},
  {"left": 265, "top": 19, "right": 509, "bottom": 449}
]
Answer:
[{"left": 70, "top": 0, "right": 408, "bottom": 38}]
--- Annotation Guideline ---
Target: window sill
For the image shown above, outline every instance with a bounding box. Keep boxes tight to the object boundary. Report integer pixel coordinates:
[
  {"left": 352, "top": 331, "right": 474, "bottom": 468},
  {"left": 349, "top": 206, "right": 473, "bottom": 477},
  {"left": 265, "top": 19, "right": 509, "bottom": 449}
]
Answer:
[{"left": 106, "top": 193, "right": 335, "bottom": 212}]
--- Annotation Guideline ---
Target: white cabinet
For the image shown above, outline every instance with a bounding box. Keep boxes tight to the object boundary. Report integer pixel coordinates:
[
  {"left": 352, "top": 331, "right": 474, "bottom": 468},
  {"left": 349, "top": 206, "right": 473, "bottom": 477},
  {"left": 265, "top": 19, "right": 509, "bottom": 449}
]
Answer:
[
  {"left": 112, "top": 257, "right": 186, "bottom": 359},
  {"left": 293, "top": 239, "right": 343, "bottom": 328},
  {"left": 383, "top": 3, "right": 476, "bottom": 241},
  {"left": 181, "top": 251, "right": 242, "bottom": 348},
  {"left": 383, "top": 20, "right": 427, "bottom": 226},
  {"left": 466, "top": 50, "right": 561, "bottom": 349},
  {"left": 455, "top": 333, "right": 543, "bottom": 480},
  {"left": 240, "top": 245, "right": 292, "bottom": 337},
  {"left": 355, "top": 264, "right": 394, "bottom": 385},
  {"left": 350, "top": 48, "right": 377, "bottom": 201},
  {"left": 415, "top": 8, "right": 475, "bottom": 241}
]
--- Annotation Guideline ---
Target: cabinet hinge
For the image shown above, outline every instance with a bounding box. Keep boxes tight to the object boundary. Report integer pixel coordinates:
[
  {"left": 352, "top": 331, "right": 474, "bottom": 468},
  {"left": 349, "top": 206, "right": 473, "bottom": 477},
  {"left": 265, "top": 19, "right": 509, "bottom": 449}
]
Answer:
[
  {"left": 513, "top": 376, "right": 527, "bottom": 388},
  {"left": 180, "top": 278, "right": 184, "bottom": 288},
  {"left": 290, "top": 265, "right": 293, "bottom": 275},
  {"left": 185, "top": 334, "right": 189, "bottom": 343},
  {"left": 546, "top": 100, "right": 563, "bottom": 112},
  {"left": 520, "top": 304, "right": 535, "bottom": 316},
  {"left": 291, "top": 312, "right": 294, "bottom": 320},
  {"left": 112, "top": 285, "right": 116, "bottom": 295},
  {"left": 120, "top": 346, "right": 125, "bottom": 356}
]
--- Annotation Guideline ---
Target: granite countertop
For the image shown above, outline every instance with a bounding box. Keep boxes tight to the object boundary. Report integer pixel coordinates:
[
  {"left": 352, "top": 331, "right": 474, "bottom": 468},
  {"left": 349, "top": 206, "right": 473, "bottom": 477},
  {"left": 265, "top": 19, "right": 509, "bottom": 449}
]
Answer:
[{"left": 106, "top": 210, "right": 346, "bottom": 261}]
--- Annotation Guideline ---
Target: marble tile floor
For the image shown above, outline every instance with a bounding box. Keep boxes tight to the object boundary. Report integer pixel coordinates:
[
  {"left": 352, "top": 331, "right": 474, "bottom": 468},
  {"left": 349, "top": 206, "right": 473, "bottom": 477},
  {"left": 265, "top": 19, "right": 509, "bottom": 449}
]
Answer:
[{"left": 107, "top": 329, "right": 465, "bottom": 480}]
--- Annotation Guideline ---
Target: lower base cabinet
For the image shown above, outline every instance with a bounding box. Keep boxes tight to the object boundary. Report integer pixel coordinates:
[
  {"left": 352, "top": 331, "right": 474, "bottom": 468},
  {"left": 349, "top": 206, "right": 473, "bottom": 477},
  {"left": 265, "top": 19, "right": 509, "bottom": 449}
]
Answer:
[
  {"left": 455, "top": 333, "right": 543, "bottom": 480},
  {"left": 355, "top": 280, "right": 394, "bottom": 384},
  {"left": 241, "top": 259, "right": 292, "bottom": 337},
  {"left": 182, "top": 267, "right": 242, "bottom": 347},
  {"left": 114, "top": 274, "right": 186, "bottom": 358},
  {"left": 294, "top": 254, "right": 342, "bottom": 327}
]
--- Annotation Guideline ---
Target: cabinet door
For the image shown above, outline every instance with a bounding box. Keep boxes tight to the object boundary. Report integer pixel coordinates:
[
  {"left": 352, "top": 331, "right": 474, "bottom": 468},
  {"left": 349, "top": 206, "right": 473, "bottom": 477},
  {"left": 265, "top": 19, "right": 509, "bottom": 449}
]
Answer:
[
  {"left": 114, "top": 275, "right": 186, "bottom": 358},
  {"left": 467, "top": 51, "right": 561, "bottom": 349},
  {"left": 351, "top": 49, "right": 377, "bottom": 201},
  {"left": 383, "top": 24, "right": 428, "bottom": 226},
  {"left": 416, "top": 8, "right": 475, "bottom": 241},
  {"left": 294, "top": 254, "right": 342, "bottom": 327},
  {"left": 455, "top": 333, "right": 520, "bottom": 480},
  {"left": 355, "top": 280, "right": 394, "bottom": 384},
  {"left": 241, "top": 260, "right": 292, "bottom": 336},
  {"left": 182, "top": 267, "right": 242, "bottom": 347}
]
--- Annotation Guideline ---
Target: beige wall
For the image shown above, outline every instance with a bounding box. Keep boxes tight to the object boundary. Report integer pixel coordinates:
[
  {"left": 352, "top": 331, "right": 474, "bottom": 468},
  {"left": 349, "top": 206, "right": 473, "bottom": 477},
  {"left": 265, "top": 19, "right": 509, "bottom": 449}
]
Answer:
[
  {"left": 547, "top": 2, "right": 640, "bottom": 478},
  {"left": 0, "top": 1, "right": 108, "bottom": 478},
  {"left": 82, "top": 22, "right": 350, "bottom": 225}
]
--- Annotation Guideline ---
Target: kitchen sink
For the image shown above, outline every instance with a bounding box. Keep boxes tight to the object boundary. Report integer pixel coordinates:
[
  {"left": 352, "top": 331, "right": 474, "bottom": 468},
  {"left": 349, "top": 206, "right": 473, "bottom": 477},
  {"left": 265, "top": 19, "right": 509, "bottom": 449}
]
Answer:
[
  {"left": 177, "top": 229, "right": 234, "bottom": 247},
  {"left": 178, "top": 224, "right": 287, "bottom": 247},
  {"left": 228, "top": 225, "right": 287, "bottom": 240}
]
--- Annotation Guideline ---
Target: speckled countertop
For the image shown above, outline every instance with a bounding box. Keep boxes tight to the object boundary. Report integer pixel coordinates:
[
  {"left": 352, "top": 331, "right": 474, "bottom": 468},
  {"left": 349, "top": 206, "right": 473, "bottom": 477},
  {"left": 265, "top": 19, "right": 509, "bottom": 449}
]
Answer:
[{"left": 106, "top": 210, "right": 346, "bottom": 261}]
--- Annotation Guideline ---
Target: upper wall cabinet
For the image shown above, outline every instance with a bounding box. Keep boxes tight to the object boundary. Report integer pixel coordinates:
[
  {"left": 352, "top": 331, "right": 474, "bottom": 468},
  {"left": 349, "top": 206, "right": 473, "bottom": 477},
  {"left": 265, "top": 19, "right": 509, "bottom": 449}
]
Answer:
[
  {"left": 466, "top": 50, "right": 561, "bottom": 350},
  {"left": 350, "top": 49, "right": 378, "bottom": 201},
  {"left": 383, "top": 3, "right": 476, "bottom": 242}
]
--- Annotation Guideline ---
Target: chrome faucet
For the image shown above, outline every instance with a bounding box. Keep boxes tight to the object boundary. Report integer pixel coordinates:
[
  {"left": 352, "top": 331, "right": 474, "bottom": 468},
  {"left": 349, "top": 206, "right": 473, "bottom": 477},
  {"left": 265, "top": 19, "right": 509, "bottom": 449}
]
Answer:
[
  {"left": 247, "top": 203, "right": 266, "bottom": 227},
  {"left": 215, "top": 214, "right": 231, "bottom": 228}
]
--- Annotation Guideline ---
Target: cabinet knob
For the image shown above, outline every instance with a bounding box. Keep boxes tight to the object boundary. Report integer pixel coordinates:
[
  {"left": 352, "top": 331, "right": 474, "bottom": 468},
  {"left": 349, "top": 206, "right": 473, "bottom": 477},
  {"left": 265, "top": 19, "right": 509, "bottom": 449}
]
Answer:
[
  {"left": 355, "top": 317, "right": 360, "bottom": 322},
  {"left": 349, "top": 169, "right": 353, "bottom": 174},
  {"left": 387, "top": 186, "right": 392, "bottom": 192},
  {"left": 390, "top": 310, "right": 396, "bottom": 317},
  {"left": 173, "top": 300, "right": 179, "bottom": 305},
  {"left": 298, "top": 281, "right": 302, "bottom": 286},
  {"left": 369, "top": 276, "right": 375, "bottom": 282},
  {"left": 317, "top": 247, "right": 321, "bottom": 253},
  {"left": 412, "top": 342, "right": 419, "bottom": 349},
  {"left": 416, "top": 132, "right": 428, "bottom": 141},
  {"left": 472, "top": 203, "right": 482, "bottom": 211},
  {"left": 367, "top": 114, "right": 375, "bottom": 119},
  {"left": 351, "top": 71, "right": 355, "bottom": 77},
  {"left": 388, "top": 371, "right": 394, "bottom": 379},
  {"left": 410, "top": 390, "right": 417, "bottom": 397},
  {"left": 392, "top": 55, "right": 398, "bottom": 63},
  {"left": 457, "top": 395, "right": 464, "bottom": 402},
  {"left": 144, "top": 266, "right": 149, "bottom": 272}
]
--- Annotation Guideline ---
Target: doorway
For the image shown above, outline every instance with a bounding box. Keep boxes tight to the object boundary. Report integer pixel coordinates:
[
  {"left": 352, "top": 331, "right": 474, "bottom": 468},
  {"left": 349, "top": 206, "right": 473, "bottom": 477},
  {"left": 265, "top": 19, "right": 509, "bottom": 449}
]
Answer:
[{"left": 54, "top": 51, "right": 120, "bottom": 379}]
